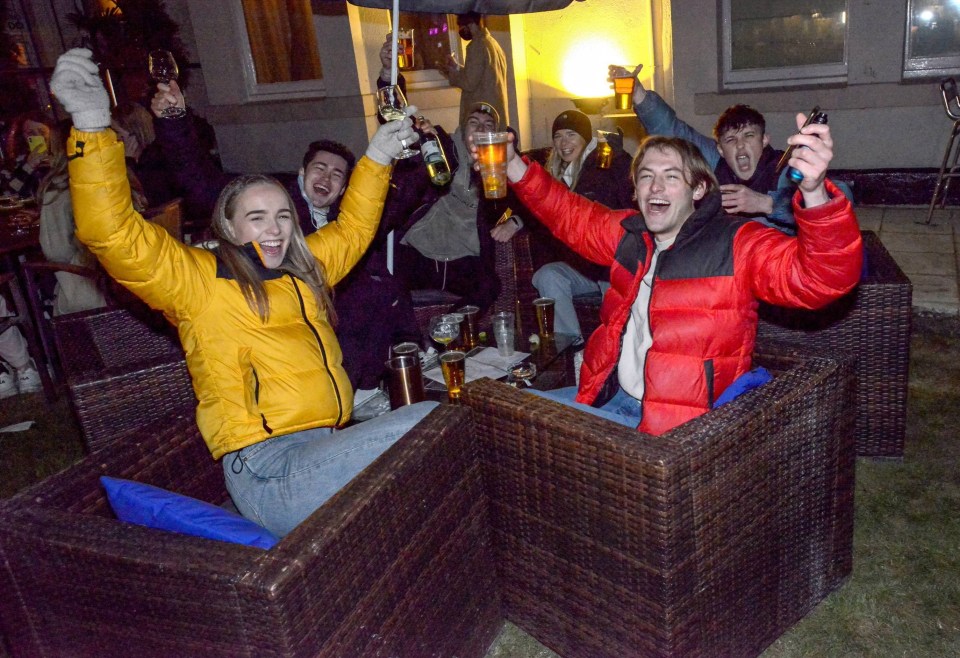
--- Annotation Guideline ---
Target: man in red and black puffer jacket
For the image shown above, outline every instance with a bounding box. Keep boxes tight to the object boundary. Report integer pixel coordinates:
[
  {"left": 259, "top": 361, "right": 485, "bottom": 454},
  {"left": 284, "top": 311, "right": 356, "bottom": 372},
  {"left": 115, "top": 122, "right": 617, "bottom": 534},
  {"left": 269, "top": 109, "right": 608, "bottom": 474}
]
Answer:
[{"left": 485, "top": 113, "right": 861, "bottom": 436}]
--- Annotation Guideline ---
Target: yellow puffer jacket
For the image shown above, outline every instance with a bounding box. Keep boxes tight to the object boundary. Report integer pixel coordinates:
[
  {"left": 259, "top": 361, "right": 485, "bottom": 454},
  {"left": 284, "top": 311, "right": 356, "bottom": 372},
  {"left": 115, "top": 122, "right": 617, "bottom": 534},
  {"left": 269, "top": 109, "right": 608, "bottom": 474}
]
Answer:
[{"left": 68, "top": 129, "right": 391, "bottom": 459}]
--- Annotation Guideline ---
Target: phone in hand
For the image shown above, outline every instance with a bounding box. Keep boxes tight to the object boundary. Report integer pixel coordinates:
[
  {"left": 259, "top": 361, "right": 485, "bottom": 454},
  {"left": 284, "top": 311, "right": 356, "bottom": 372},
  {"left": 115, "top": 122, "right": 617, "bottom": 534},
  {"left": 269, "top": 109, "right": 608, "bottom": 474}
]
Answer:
[
  {"left": 775, "top": 106, "right": 823, "bottom": 175},
  {"left": 27, "top": 135, "right": 47, "bottom": 154}
]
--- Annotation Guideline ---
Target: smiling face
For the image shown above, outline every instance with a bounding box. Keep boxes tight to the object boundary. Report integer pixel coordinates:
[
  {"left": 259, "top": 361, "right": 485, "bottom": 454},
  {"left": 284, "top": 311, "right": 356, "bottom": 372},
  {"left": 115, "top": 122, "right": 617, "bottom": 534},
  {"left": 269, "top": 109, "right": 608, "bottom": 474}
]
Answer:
[
  {"left": 552, "top": 128, "right": 587, "bottom": 164},
  {"left": 228, "top": 182, "right": 294, "bottom": 268},
  {"left": 299, "top": 150, "right": 348, "bottom": 209},
  {"left": 716, "top": 123, "right": 769, "bottom": 180},
  {"left": 634, "top": 146, "right": 706, "bottom": 242}
]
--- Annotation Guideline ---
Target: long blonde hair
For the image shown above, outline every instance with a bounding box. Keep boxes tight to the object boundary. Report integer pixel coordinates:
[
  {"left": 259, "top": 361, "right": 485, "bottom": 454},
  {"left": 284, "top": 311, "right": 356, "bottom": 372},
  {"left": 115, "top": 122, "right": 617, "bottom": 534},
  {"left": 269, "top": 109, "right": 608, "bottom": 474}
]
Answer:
[
  {"left": 36, "top": 120, "right": 70, "bottom": 202},
  {"left": 211, "top": 175, "right": 335, "bottom": 324}
]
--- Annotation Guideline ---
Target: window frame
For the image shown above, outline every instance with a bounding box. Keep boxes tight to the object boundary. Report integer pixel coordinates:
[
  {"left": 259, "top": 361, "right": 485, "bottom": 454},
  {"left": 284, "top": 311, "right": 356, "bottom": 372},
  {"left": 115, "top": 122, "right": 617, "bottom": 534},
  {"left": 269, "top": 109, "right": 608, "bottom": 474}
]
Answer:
[
  {"left": 394, "top": 13, "right": 461, "bottom": 89},
  {"left": 720, "top": 0, "right": 850, "bottom": 90},
  {"left": 903, "top": 0, "right": 960, "bottom": 80},
  {"left": 231, "top": 1, "right": 327, "bottom": 102}
]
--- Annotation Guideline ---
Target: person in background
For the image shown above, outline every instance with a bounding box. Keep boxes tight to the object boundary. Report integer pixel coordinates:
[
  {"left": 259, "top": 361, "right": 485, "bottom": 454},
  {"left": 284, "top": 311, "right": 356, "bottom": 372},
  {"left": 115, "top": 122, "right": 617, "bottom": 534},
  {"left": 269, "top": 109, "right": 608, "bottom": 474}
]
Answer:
[
  {"left": 388, "top": 101, "right": 523, "bottom": 315},
  {"left": 528, "top": 109, "right": 634, "bottom": 345},
  {"left": 37, "top": 120, "right": 108, "bottom": 316},
  {"left": 0, "top": 297, "right": 41, "bottom": 399},
  {"left": 150, "top": 78, "right": 422, "bottom": 399},
  {"left": 112, "top": 102, "right": 180, "bottom": 208},
  {"left": 612, "top": 64, "right": 827, "bottom": 234},
  {"left": 475, "top": 112, "right": 861, "bottom": 435},
  {"left": 447, "top": 12, "right": 508, "bottom": 129},
  {"left": 50, "top": 47, "right": 435, "bottom": 538},
  {"left": 1, "top": 110, "right": 54, "bottom": 199}
]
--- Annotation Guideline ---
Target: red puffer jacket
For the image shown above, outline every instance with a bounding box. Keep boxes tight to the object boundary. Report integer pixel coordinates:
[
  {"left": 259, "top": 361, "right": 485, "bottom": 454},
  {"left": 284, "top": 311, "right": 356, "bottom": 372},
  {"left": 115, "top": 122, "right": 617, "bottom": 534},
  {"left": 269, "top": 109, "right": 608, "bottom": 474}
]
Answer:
[{"left": 513, "top": 161, "right": 862, "bottom": 435}]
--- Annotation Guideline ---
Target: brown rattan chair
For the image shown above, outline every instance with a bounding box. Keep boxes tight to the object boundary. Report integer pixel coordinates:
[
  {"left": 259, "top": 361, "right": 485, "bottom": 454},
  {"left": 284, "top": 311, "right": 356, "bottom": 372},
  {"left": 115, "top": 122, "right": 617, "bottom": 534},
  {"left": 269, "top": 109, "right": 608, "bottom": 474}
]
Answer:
[
  {"left": 0, "top": 404, "right": 500, "bottom": 657},
  {"left": 51, "top": 304, "right": 196, "bottom": 453},
  {"left": 757, "top": 230, "right": 912, "bottom": 458},
  {"left": 0, "top": 339, "right": 853, "bottom": 656},
  {"left": 461, "top": 338, "right": 857, "bottom": 657}
]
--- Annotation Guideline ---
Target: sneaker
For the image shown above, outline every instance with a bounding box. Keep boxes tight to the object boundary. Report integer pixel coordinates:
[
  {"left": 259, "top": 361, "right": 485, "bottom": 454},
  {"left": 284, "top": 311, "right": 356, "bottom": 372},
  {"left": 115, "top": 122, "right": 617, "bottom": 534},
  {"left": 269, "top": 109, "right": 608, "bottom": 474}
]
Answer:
[
  {"left": 16, "top": 362, "right": 41, "bottom": 395},
  {"left": 0, "top": 370, "right": 16, "bottom": 399}
]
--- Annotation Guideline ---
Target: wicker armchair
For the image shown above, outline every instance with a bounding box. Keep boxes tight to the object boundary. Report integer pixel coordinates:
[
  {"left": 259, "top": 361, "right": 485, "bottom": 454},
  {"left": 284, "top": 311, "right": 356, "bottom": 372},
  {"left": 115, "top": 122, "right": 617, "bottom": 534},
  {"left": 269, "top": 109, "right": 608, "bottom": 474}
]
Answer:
[
  {"left": 52, "top": 305, "right": 196, "bottom": 453},
  {"left": 461, "top": 339, "right": 857, "bottom": 657},
  {"left": 757, "top": 230, "right": 913, "bottom": 458},
  {"left": 0, "top": 405, "right": 501, "bottom": 658}
]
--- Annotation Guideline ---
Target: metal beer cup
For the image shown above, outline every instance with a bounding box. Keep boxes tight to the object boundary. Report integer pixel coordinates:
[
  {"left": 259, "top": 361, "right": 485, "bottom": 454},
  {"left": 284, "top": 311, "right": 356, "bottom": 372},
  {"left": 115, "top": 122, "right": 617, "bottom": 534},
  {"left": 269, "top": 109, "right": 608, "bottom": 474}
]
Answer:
[
  {"left": 385, "top": 355, "right": 425, "bottom": 409},
  {"left": 533, "top": 297, "right": 555, "bottom": 338},
  {"left": 439, "top": 350, "right": 466, "bottom": 402}
]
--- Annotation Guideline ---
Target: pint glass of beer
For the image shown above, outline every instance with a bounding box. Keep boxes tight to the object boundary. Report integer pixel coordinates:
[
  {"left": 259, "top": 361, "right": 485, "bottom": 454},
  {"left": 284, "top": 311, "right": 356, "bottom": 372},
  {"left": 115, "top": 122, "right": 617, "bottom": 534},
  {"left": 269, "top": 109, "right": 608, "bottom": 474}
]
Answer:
[
  {"left": 397, "top": 29, "right": 415, "bottom": 69},
  {"left": 440, "top": 350, "right": 467, "bottom": 402},
  {"left": 474, "top": 131, "right": 510, "bottom": 199},
  {"left": 533, "top": 297, "right": 555, "bottom": 338},
  {"left": 457, "top": 305, "right": 480, "bottom": 349},
  {"left": 612, "top": 73, "right": 636, "bottom": 111}
]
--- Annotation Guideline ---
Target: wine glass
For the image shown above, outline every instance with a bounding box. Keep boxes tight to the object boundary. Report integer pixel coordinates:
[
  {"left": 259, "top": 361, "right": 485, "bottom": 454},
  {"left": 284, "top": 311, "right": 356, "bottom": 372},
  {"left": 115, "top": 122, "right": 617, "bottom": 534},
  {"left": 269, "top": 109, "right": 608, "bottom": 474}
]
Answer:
[
  {"left": 376, "top": 84, "right": 417, "bottom": 159},
  {"left": 148, "top": 50, "right": 186, "bottom": 118},
  {"left": 428, "top": 314, "right": 461, "bottom": 351}
]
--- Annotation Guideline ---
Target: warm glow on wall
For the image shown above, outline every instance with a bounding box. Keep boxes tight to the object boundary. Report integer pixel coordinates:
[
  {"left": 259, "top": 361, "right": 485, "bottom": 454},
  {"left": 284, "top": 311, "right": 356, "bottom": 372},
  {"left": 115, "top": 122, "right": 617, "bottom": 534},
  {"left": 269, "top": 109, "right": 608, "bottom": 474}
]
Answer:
[{"left": 561, "top": 38, "right": 628, "bottom": 99}]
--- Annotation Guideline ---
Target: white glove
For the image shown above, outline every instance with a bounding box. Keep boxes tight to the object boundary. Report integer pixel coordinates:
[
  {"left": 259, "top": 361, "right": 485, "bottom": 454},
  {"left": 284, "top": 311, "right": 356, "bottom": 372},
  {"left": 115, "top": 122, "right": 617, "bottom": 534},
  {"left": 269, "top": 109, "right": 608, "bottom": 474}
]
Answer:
[
  {"left": 49, "top": 48, "right": 111, "bottom": 132},
  {"left": 365, "top": 105, "right": 419, "bottom": 165}
]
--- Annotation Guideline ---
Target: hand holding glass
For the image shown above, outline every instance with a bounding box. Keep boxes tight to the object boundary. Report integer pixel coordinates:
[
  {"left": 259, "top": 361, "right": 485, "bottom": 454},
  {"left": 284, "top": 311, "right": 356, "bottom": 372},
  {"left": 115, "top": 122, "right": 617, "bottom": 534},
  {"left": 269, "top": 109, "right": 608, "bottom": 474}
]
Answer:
[
  {"left": 376, "top": 85, "right": 417, "bottom": 159},
  {"left": 474, "top": 132, "right": 510, "bottom": 199},
  {"left": 148, "top": 50, "right": 186, "bottom": 118}
]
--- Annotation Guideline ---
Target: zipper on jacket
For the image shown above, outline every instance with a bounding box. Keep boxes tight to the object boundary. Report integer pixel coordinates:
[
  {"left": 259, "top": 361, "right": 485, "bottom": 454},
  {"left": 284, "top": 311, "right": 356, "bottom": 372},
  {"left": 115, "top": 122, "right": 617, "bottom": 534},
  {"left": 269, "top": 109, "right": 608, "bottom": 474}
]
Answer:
[
  {"left": 251, "top": 367, "right": 273, "bottom": 434},
  {"left": 290, "top": 276, "right": 344, "bottom": 426}
]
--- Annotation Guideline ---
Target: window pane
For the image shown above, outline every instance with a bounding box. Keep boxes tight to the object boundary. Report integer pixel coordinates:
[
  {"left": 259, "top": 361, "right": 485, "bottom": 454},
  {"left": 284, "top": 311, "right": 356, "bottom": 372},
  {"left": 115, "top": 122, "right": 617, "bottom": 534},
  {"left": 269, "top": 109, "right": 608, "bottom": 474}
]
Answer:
[
  {"left": 730, "top": 0, "right": 847, "bottom": 71},
  {"left": 908, "top": 2, "right": 960, "bottom": 59},
  {"left": 242, "top": 0, "right": 323, "bottom": 84},
  {"left": 398, "top": 13, "right": 454, "bottom": 72}
]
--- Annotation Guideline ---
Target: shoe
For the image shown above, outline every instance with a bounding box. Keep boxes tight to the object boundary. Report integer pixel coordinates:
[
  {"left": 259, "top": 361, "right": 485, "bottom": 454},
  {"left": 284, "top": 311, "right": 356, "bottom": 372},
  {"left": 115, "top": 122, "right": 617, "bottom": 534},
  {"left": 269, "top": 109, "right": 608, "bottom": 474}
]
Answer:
[
  {"left": 0, "top": 370, "right": 16, "bottom": 399},
  {"left": 16, "top": 361, "right": 41, "bottom": 395}
]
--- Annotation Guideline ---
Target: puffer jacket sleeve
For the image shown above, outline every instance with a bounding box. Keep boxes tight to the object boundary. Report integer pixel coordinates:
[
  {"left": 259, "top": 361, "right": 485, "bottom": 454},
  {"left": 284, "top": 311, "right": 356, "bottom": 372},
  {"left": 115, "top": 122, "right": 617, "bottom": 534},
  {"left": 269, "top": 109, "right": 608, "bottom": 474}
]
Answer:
[
  {"left": 68, "top": 129, "right": 213, "bottom": 320},
  {"left": 739, "top": 179, "right": 862, "bottom": 309},
  {"left": 307, "top": 156, "right": 391, "bottom": 286},
  {"left": 512, "top": 160, "right": 631, "bottom": 267}
]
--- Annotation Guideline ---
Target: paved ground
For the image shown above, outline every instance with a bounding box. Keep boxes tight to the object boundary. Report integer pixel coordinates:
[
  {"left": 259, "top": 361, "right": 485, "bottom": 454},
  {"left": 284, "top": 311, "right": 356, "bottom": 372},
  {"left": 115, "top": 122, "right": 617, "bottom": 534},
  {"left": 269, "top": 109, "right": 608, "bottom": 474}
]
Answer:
[{"left": 859, "top": 205, "right": 960, "bottom": 316}]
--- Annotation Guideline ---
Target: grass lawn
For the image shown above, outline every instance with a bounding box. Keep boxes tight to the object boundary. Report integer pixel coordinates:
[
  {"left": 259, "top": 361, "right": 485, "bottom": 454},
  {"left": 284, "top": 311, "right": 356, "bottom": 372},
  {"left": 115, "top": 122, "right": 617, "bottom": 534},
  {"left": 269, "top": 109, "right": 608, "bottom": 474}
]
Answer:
[{"left": 2, "top": 320, "right": 958, "bottom": 656}]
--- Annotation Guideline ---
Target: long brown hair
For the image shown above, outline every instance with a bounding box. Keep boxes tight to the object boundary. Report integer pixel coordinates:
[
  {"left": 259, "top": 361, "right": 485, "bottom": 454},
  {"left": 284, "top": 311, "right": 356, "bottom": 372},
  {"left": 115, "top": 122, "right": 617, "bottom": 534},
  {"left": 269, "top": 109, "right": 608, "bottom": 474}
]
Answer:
[{"left": 211, "top": 174, "right": 335, "bottom": 324}]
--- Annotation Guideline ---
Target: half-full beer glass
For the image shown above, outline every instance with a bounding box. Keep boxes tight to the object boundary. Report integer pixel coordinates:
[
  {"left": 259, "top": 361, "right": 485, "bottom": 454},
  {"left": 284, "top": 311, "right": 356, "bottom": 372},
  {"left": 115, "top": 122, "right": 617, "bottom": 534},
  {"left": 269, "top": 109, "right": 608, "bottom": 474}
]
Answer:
[
  {"left": 440, "top": 351, "right": 467, "bottom": 402},
  {"left": 612, "top": 73, "right": 636, "bottom": 111},
  {"left": 533, "top": 297, "right": 555, "bottom": 338},
  {"left": 397, "top": 29, "right": 415, "bottom": 69},
  {"left": 474, "top": 131, "right": 509, "bottom": 199}
]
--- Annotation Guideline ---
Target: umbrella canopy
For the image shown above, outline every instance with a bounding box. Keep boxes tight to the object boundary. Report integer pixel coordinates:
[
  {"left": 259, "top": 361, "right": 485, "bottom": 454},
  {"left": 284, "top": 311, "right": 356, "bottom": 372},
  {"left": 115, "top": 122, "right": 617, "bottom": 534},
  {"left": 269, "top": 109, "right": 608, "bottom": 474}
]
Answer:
[{"left": 336, "top": 0, "right": 580, "bottom": 14}]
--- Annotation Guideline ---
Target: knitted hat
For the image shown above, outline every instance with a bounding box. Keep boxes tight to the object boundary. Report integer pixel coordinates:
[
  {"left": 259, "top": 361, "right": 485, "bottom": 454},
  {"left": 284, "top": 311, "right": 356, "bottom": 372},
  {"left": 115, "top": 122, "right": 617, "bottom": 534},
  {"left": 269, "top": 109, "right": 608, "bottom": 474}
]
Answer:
[
  {"left": 552, "top": 110, "right": 592, "bottom": 144},
  {"left": 466, "top": 102, "right": 500, "bottom": 129}
]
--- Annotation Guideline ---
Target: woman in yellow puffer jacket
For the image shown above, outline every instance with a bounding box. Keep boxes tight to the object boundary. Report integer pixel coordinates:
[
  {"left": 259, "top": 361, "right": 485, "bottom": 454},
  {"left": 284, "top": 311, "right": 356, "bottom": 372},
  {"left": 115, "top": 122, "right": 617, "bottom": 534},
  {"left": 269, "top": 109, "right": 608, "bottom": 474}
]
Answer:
[{"left": 51, "top": 48, "right": 435, "bottom": 537}]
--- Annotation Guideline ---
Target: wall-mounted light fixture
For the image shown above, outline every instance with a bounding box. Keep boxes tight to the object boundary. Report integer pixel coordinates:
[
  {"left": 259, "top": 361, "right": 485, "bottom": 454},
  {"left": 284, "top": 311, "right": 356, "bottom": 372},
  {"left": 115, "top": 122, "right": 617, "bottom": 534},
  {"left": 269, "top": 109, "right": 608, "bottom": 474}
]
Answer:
[{"left": 571, "top": 97, "right": 610, "bottom": 115}]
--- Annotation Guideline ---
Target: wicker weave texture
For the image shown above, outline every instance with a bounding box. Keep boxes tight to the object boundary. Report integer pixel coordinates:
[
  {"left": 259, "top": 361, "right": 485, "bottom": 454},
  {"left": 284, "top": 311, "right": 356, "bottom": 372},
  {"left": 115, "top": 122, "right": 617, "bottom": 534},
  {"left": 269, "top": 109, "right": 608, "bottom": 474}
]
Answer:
[
  {"left": 0, "top": 405, "right": 500, "bottom": 657},
  {"left": 52, "top": 306, "right": 196, "bottom": 453},
  {"left": 757, "top": 231, "right": 912, "bottom": 458},
  {"left": 461, "top": 342, "right": 856, "bottom": 657}
]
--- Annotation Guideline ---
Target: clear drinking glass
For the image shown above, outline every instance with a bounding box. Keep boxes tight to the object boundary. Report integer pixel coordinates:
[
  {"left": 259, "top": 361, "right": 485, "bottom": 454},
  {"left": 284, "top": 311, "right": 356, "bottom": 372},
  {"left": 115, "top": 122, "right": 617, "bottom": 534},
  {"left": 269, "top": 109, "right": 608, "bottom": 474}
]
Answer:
[
  {"left": 376, "top": 84, "right": 417, "bottom": 159},
  {"left": 428, "top": 314, "right": 461, "bottom": 351},
  {"left": 148, "top": 50, "right": 186, "bottom": 118}
]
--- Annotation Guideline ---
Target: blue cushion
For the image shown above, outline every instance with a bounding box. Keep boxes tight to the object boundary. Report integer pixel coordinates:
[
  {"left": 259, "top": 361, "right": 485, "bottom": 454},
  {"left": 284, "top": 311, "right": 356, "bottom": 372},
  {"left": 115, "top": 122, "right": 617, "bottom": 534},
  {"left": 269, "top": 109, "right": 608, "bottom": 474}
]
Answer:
[
  {"left": 100, "top": 476, "right": 279, "bottom": 549},
  {"left": 713, "top": 367, "right": 773, "bottom": 408}
]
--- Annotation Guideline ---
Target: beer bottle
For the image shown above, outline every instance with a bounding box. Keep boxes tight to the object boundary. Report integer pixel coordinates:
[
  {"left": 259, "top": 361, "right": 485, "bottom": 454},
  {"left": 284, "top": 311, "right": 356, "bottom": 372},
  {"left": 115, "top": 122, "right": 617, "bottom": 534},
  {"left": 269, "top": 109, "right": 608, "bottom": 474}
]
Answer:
[
  {"left": 596, "top": 130, "right": 613, "bottom": 170},
  {"left": 419, "top": 130, "right": 452, "bottom": 186}
]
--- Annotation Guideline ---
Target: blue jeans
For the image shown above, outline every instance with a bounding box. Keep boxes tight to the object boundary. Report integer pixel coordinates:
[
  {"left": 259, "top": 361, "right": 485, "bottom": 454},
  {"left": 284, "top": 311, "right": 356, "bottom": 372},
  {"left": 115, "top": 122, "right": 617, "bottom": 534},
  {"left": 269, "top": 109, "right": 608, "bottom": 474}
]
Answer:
[
  {"left": 528, "top": 385, "right": 642, "bottom": 428},
  {"left": 223, "top": 400, "right": 439, "bottom": 537},
  {"left": 532, "top": 262, "right": 610, "bottom": 340}
]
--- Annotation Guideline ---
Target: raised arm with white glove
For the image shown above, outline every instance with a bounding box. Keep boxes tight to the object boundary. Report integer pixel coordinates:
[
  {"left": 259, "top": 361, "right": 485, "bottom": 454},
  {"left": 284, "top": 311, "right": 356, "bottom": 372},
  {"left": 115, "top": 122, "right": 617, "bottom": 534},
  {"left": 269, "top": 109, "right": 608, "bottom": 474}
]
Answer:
[
  {"left": 49, "top": 48, "right": 111, "bottom": 132},
  {"left": 365, "top": 105, "right": 419, "bottom": 165}
]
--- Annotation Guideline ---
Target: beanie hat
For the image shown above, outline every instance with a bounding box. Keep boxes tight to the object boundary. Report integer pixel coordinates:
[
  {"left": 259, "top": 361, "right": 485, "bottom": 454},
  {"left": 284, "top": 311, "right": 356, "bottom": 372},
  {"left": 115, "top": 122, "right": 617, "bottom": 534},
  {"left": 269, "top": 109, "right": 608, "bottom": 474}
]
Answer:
[
  {"left": 467, "top": 102, "right": 500, "bottom": 129},
  {"left": 552, "top": 110, "right": 592, "bottom": 144}
]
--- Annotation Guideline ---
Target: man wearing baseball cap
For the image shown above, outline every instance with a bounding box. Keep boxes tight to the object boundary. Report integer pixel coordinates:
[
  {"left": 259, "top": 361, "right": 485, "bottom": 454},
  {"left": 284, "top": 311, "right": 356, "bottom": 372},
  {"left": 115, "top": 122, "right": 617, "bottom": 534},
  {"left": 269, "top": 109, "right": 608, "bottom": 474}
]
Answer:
[{"left": 378, "top": 92, "right": 525, "bottom": 314}]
